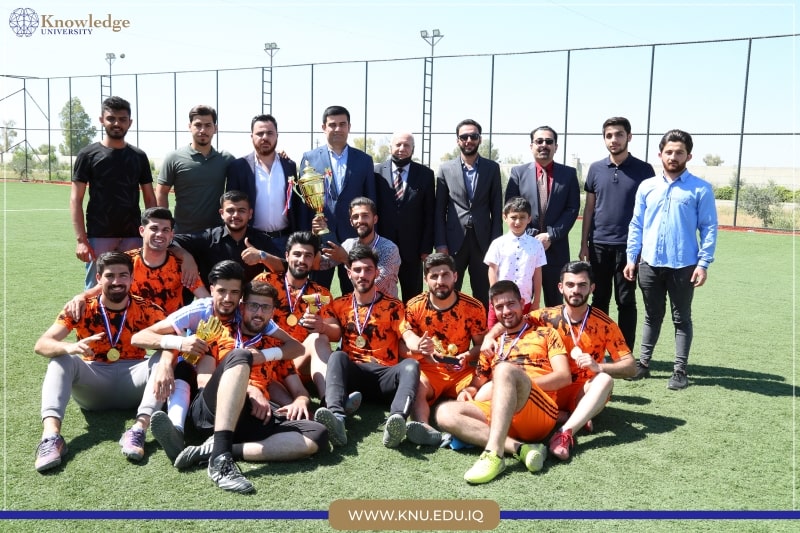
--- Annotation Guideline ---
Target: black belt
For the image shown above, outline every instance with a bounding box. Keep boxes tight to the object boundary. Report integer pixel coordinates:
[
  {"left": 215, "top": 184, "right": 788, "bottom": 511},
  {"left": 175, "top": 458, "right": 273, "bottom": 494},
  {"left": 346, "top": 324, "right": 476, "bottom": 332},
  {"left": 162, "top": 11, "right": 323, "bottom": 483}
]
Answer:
[{"left": 262, "top": 228, "right": 292, "bottom": 238}]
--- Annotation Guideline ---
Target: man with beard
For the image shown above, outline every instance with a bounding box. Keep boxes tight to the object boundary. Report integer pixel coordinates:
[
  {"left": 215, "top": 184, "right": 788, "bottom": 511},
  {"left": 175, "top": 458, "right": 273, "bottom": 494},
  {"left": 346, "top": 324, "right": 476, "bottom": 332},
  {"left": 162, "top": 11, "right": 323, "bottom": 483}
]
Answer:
[
  {"left": 506, "top": 126, "right": 580, "bottom": 307},
  {"left": 624, "top": 129, "right": 717, "bottom": 390},
  {"left": 403, "top": 253, "right": 487, "bottom": 446},
  {"left": 66, "top": 207, "right": 209, "bottom": 319},
  {"left": 132, "top": 261, "right": 301, "bottom": 493},
  {"left": 374, "top": 132, "right": 435, "bottom": 302},
  {"left": 579, "top": 118, "right": 655, "bottom": 349},
  {"left": 173, "top": 191, "right": 284, "bottom": 288},
  {"left": 33, "top": 252, "right": 166, "bottom": 472},
  {"left": 318, "top": 197, "right": 401, "bottom": 298},
  {"left": 252, "top": 231, "right": 333, "bottom": 388},
  {"left": 227, "top": 114, "right": 304, "bottom": 257},
  {"left": 171, "top": 281, "right": 328, "bottom": 473},
  {"left": 70, "top": 96, "right": 156, "bottom": 289},
  {"left": 434, "top": 119, "right": 502, "bottom": 310},
  {"left": 157, "top": 105, "right": 235, "bottom": 234},
  {"left": 435, "top": 280, "right": 570, "bottom": 484},
  {"left": 308, "top": 246, "right": 432, "bottom": 448},
  {"left": 301, "top": 105, "right": 376, "bottom": 290},
  {"left": 484, "top": 262, "right": 635, "bottom": 461}
]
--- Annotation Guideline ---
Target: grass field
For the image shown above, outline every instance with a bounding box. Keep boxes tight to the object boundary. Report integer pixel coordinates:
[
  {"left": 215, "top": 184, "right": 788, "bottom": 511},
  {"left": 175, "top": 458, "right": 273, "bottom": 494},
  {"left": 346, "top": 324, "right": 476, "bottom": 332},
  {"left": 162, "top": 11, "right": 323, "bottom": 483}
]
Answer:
[{"left": 0, "top": 181, "right": 797, "bottom": 532}]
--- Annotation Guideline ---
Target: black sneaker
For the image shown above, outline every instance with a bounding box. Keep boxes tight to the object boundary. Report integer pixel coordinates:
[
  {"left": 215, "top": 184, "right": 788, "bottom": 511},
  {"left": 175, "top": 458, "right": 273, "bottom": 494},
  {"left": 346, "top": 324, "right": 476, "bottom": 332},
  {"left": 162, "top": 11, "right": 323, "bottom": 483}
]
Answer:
[
  {"left": 207, "top": 452, "right": 254, "bottom": 494},
  {"left": 627, "top": 362, "right": 650, "bottom": 381},
  {"left": 174, "top": 435, "right": 214, "bottom": 469},
  {"left": 150, "top": 411, "right": 184, "bottom": 463},
  {"left": 667, "top": 370, "right": 688, "bottom": 390}
]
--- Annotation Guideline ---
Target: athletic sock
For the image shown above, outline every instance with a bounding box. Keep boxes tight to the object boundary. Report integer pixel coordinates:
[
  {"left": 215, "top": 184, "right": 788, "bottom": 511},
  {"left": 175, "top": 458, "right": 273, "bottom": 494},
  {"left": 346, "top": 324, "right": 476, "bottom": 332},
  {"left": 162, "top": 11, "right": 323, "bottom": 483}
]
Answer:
[
  {"left": 167, "top": 379, "right": 191, "bottom": 432},
  {"left": 211, "top": 430, "right": 234, "bottom": 462}
]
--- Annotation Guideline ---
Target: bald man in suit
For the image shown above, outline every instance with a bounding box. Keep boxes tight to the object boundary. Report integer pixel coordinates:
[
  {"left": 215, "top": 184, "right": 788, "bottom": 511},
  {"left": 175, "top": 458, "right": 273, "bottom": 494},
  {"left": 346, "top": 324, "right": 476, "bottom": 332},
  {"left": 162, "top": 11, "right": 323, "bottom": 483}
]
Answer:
[
  {"left": 434, "top": 119, "right": 502, "bottom": 309},
  {"left": 374, "top": 132, "right": 435, "bottom": 302},
  {"left": 506, "top": 126, "right": 580, "bottom": 306}
]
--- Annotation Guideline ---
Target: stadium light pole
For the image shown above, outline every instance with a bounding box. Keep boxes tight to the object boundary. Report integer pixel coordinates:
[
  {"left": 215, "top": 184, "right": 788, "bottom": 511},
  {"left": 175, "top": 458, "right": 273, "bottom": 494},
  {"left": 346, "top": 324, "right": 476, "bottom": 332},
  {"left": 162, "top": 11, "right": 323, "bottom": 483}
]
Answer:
[
  {"left": 263, "top": 42, "right": 279, "bottom": 113},
  {"left": 105, "top": 52, "right": 125, "bottom": 95},
  {"left": 419, "top": 29, "right": 443, "bottom": 167}
]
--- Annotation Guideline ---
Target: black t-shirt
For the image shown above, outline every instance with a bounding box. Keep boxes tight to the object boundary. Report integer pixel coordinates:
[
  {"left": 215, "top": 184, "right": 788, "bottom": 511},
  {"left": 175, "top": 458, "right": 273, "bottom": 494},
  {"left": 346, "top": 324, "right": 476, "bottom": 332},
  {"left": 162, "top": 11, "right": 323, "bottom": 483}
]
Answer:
[{"left": 72, "top": 142, "right": 153, "bottom": 238}]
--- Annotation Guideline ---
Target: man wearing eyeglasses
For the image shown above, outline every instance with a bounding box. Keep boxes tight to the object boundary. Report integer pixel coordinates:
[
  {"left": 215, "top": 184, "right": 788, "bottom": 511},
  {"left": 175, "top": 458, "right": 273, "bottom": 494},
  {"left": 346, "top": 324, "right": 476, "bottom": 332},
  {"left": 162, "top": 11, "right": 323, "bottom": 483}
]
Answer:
[
  {"left": 579, "top": 117, "right": 655, "bottom": 349},
  {"left": 226, "top": 115, "right": 305, "bottom": 258},
  {"left": 434, "top": 119, "right": 503, "bottom": 310},
  {"left": 506, "top": 126, "right": 580, "bottom": 307}
]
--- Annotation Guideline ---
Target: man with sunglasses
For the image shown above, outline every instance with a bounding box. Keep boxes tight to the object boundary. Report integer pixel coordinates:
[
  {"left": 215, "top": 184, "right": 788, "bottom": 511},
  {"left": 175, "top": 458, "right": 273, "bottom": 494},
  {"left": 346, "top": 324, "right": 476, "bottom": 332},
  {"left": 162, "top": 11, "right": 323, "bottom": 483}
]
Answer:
[
  {"left": 434, "top": 119, "right": 502, "bottom": 310},
  {"left": 506, "top": 126, "right": 580, "bottom": 307},
  {"left": 579, "top": 117, "right": 655, "bottom": 349}
]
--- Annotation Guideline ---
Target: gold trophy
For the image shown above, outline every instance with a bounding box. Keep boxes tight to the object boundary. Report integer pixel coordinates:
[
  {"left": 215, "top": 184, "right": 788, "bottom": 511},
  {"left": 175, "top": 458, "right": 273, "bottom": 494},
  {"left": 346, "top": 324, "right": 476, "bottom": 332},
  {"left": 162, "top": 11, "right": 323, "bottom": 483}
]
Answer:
[
  {"left": 180, "top": 315, "right": 225, "bottom": 365},
  {"left": 432, "top": 337, "right": 461, "bottom": 365},
  {"left": 300, "top": 293, "right": 331, "bottom": 331},
  {"left": 290, "top": 161, "right": 330, "bottom": 235}
]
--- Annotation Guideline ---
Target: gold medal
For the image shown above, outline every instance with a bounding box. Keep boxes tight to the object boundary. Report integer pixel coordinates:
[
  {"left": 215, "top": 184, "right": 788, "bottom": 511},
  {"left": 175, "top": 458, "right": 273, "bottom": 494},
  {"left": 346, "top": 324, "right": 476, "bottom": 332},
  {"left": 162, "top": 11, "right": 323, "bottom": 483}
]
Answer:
[
  {"left": 107, "top": 347, "right": 121, "bottom": 362},
  {"left": 570, "top": 346, "right": 583, "bottom": 360},
  {"left": 286, "top": 314, "right": 298, "bottom": 327},
  {"left": 355, "top": 335, "right": 367, "bottom": 349}
]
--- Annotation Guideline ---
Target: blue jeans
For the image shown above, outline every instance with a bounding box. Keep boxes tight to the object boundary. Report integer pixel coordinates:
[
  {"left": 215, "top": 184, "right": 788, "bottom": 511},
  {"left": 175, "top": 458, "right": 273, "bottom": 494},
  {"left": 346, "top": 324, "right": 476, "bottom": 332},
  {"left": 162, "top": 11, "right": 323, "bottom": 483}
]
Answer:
[
  {"left": 637, "top": 262, "right": 696, "bottom": 372},
  {"left": 85, "top": 236, "right": 142, "bottom": 289}
]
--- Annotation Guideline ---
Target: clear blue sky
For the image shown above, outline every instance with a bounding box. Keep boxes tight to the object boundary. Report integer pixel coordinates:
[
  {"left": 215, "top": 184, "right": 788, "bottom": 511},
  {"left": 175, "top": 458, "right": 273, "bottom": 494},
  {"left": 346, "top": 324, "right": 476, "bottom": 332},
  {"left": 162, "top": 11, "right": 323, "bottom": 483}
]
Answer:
[{"left": 1, "top": 1, "right": 798, "bottom": 169}]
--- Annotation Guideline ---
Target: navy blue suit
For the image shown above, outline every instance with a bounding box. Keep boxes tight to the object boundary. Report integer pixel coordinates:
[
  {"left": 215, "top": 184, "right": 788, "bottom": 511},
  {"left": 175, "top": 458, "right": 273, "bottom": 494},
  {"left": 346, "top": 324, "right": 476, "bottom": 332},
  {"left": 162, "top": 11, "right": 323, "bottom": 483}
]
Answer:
[
  {"left": 299, "top": 145, "right": 375, "bottom": 290},
  {"left": 506, "top": 161, "right": 580, "bottom": 306}
]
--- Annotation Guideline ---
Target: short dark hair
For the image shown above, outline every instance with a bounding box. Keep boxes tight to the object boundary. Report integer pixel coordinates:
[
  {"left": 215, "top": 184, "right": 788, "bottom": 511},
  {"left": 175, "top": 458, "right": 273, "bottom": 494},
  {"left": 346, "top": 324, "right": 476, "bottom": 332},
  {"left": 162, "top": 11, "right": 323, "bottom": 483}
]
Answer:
[
  {"left": 244, "top": 280, "right": 278, "bottom": 302},
  {"left": 322, "top": 105, "right": 350, "bottom": 124},
  {"left": 602, "top": 117, "right": 631, "bottom": 135},
  {"left": 96, "top": 251, "right": 133, "bottom": 276},
  {"left": 347, "top": 244, "right": 378, "bottom": 268},
  {"left": 286, "top": 231, "right": 321, "bottom": 255},
  {"left": 349, "top": 196, "right": 377, "bottom": 215},
  {"left": 251, "top": 114, "right": 277, "bottom": 132},
  {"left": 488, "top": 280, "right": 521, "bottom": 302},
  {"left": 102, "top": 96, "right": 131, "bottom": 116},
  {"left": 456, "top": 119, "right": 482, "bottom": 135},
  {"left": 560, "top": 261, "right": 595, "bottom": 284},
  {"left": 189, "top": 105, "right": 217, "bottom": 124},
  {"left": 220, "top": 190, "right": 251, "bottom": 208},
  {"left": 530, "top": 126, "right": 558, "bottom": 144},
  {"left": 141, "top": 207, "right": 175, "bottom": 229},
  {"left": 659, "top": 129, "right": 693, "bottom": 154},
  {"left": 208, "top": 260, "right": 244, "bottom": 287},
  {"left": 423, "top": 253, "right": 456, "bottom": 276},
  {"left": 503, "top": 196, "right": 531, "bottom": 216}
]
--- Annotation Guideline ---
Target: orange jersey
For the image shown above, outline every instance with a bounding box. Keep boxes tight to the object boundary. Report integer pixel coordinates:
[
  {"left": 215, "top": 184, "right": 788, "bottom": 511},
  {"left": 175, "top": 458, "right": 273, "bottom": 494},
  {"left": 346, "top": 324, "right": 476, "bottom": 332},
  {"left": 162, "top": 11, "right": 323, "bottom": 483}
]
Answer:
[
  {"left": 236, "top": 334, "right": 296, "bottom": 397},
  {"left": 127, "top": 248, "right": 204, "bottom": 314},
  {"left": 405, "top": 291, "right": 486, "bottom": 399},
  {"left": 529, "top": 305, "right": 631, "bottom": 385},
  {"left": 326, "top": 292, "right": 409, "bottom": 365},
  {"left": 252, "top": 271, "right": 332, "bottom": 342},
  {"left": 56, "top": 295, "right": 166, "bottom": 363},
  {"left": 476, "top": 325, "right": 566, "bottom": 399}
]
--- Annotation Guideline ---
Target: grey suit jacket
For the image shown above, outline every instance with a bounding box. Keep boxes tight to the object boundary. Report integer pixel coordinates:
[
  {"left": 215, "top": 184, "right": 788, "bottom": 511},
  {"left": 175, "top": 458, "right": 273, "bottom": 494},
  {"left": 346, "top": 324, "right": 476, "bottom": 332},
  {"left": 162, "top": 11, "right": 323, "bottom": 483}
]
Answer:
[
  {"left": 374, "top": 160, "right": 435, "bottom": 263},
  {"left": 434, "top": 156, "right": 503, "bottom": 254}
]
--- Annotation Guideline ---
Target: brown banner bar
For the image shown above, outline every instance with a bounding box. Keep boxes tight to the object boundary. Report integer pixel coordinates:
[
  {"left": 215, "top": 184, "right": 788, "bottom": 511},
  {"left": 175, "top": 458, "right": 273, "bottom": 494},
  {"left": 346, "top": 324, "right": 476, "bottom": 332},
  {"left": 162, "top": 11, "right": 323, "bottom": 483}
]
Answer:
[{"left": 329, "top": 499, "right": 500, "bottom": 531}]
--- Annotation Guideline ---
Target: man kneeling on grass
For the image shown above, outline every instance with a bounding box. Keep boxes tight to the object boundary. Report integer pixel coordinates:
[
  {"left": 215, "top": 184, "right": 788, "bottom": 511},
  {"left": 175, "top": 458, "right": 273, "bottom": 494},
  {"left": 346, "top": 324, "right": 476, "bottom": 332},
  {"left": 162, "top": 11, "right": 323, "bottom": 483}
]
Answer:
[
  {"left": 132, "top": 261, "right": 327, "bottom": 494},
  {"left": 435, "top": 280, "right": 571, "bottom": 484},
  {"left": 33, "top": 251, "right": 167, "bottom": 473}
]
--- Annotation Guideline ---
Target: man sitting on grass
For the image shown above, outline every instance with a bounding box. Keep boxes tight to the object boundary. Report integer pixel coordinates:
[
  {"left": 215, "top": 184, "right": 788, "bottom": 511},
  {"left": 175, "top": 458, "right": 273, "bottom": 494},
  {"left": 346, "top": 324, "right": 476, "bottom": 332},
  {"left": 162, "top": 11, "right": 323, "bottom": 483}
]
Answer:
[
  {"left": 436, "top": 280, "right": 571, "bottom": 484},
  {"left": 33, "top": 251, "right": 166, "bottom": 472}
]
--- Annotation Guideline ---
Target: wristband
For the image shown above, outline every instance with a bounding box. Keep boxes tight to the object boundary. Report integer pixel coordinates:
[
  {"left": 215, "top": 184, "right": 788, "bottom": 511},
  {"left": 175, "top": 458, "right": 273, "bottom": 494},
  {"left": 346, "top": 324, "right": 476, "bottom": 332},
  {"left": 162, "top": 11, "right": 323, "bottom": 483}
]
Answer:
[
  {"left": 160, "top": 335, "right": 183, "bottom": 351},
  {"left": 260, "top": 250, "right": 267, "bottom": 261},
  {"left": 261, "top": 347, "right": 282, "bottom": 361}
]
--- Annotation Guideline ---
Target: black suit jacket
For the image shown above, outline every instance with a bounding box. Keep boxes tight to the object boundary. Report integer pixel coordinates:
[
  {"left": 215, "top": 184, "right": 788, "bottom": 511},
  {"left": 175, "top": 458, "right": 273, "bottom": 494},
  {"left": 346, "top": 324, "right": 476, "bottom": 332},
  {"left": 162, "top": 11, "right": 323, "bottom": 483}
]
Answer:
[
  {"left": 434, "top": 156, "right": 503, "bottom": 254},
  {"left": 299, "top": 145, "right": 375, "bottom": 242},
  {"left": 226, "top": 152, "right": 306, "bottom": 231},
  {"left": 505, "top": 161, "right": 580, "bottom": 269},
  {"left": 374, "top": 160, "right": 435, "bottom": 263}
]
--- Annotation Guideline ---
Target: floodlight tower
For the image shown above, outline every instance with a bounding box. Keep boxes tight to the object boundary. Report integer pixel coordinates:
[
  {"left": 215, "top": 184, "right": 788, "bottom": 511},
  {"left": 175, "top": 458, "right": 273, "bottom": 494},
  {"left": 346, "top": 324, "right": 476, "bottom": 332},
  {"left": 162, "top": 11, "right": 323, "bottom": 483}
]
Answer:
[{"left": 419, "top": 29, "right": 443, "bottom": 167}]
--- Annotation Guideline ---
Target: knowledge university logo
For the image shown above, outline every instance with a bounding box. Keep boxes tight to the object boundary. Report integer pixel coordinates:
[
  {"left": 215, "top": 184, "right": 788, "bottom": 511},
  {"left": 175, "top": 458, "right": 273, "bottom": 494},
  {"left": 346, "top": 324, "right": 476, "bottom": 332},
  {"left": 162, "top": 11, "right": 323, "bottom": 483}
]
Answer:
[
  {"left": 8, "top": 7, "right": 131, "bottom": 37},
  {"left": 9, "top": 7, "right": 38, "bottom": 37}
]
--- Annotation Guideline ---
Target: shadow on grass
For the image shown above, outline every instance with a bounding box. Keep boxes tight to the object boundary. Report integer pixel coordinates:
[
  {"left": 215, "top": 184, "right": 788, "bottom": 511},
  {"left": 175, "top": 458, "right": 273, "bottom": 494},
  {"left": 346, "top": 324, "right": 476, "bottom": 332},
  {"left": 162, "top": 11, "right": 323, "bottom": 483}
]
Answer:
[
  {"left": 55, "top": 409, "right": 149, "bottom": 469},
  {"left": 645, "top": 360, "right": 790, "bottom": 397}
]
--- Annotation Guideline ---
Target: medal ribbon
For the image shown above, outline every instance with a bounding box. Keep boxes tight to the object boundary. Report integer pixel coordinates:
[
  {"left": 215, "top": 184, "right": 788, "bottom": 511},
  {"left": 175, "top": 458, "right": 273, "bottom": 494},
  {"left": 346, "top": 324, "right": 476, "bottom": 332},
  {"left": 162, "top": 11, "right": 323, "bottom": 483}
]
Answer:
[
  {"left": 284, "top": 276, "right": 309, "bottom": 316},
  {"left": 497, "top": 322, "right": 529, "bottom": 361},
  {"left": 99, "top": 298, "right": 130, "bottom": 352},
  {"left": 562, "top": 305, "right": 591, "bottom": 350},
  {"left": 352, "top": 292, "right": 377, "bottom": 339},
  {"left": 235, "top": 326, "right": 264, "bottom": 349}
]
